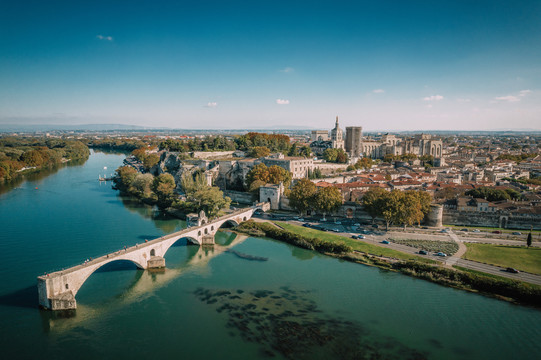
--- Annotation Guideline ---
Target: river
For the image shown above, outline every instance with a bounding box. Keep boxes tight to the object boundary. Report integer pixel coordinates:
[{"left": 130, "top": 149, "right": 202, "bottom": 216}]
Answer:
[{"left": 0, "top": 150, "right": 539, "bottom": 359}]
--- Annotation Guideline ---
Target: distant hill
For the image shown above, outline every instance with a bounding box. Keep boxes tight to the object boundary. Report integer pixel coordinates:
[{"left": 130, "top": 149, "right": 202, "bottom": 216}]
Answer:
[{"left": 0, "top": 124, "right": 160, "bottom": 132}]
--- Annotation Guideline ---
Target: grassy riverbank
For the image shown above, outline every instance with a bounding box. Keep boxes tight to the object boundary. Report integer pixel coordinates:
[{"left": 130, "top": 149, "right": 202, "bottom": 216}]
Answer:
[
  {"left": 236, "top": 220, "right": 541, "bottom": 308},
  {"left": 463, "top": 243, "right": 541, "bottom": 275},
  {"left": 276, "top": 222, "right": 435, "bottom": 263}
]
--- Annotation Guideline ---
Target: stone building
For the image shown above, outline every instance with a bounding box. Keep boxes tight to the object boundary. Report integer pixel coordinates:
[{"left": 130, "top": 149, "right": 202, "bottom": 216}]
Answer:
[
  {"left": 259, "top": 182, "right": 284, "bottom": 210},
  {"left": 262, "top": 154, "right": 314, "bottom": 179},
  {"left": 310, "top": 130, "right": 330, "bottom": 142},
  {"left": 330, "top": 116, "right": 345, "bottom": 150},
  {"left": 345, "top": 126, "right": 363, "bottom": 157}
]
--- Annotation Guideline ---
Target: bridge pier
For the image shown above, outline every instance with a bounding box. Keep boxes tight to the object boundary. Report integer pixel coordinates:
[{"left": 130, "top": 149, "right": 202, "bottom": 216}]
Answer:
[
  {"left": 201, "top": 234, "right": 215, "bottom": 245},
  {"left": 147, "top": 256, "right": 165, "bottom": 269}
]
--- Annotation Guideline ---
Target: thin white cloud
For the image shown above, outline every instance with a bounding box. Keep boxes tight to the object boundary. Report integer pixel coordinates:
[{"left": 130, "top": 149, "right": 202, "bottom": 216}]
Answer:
[
  {"left": 276, "top": 99, "right": 290, "bottom": 105},
  {"left": 372, "top": 89, "right": 385, "bottom": 93},
  {"left": 423, "top": 95, "right": 444, "bottom": 101},
  {"left": 279, "top": 67, "right": 294, "bottom": 73},
  {"left": 494, "top": 95, "right": 520, "bottom": 102},
  {"left": 205, "top": 102, "right": 218, "bottom": 108},
  {"left": 97, "top": 35, "right": 113, "bottom": 41},
  {"left": 519, "top": 89, "right": 532, "bottom": 97},
  {"left": 456, "top": 98, "right": 471, "bottom": 103}
]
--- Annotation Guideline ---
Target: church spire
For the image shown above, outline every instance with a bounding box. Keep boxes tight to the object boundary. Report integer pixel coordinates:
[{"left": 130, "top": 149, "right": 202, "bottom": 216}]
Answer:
[{"left": 335, "top": 116, "right": 339, "bottom": 127}]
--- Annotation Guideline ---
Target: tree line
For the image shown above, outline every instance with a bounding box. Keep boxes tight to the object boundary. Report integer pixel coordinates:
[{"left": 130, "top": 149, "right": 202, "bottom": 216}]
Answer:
[
  {"left": 159, "top": 133, "right": 313, "bottom": 159},
  {"left": 362, "top": 187, "right": 432, "bottom": 229},
  {"left": 465, "top": 186, "right": 521, "bottom": 201},
  {"left": 113, "top": 166, "right": 231, "bottom": 218},
  {"left": 0, "top": 137, "right": 90, "bottom": 183},
  {"left": 288, "top": 179, "right": 343, "bottom": 219}
]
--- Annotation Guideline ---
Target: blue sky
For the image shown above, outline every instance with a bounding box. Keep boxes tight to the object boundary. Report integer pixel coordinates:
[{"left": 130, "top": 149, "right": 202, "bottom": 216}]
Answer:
[{"left": 1, "top": 0, "right": 540, "bottom": 130}]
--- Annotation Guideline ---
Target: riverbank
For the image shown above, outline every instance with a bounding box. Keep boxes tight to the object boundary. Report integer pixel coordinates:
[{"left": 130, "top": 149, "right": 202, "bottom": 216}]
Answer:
[{"left": 236, "top": 220, "right": 541, "bottom": 308}]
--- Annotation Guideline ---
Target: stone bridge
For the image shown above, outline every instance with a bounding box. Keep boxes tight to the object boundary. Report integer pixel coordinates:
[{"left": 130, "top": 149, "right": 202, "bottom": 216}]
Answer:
[{"left": 37, "top": 206, "right": 264, "bottom": 311}]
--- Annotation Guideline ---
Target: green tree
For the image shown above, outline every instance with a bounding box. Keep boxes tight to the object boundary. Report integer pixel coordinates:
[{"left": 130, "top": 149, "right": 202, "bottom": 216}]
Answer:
[
  {"left": 248, "top": 179, "right": 267, "bottom": 194},
  {"left": 300, "top": 146, "right": 311, "bottom": 158},
  {"left": 181, "top": 171, "right": 207, "bottom": 195},
  {"left": 151, "top": 173, "right": 176, "bottom": 209},
  {"left": 323, "top": 148, "right": 338, "bottom": 162},
  {"left": 313, "top": 186, "right": 342, "bottom": 220},
  {"left": 21, "top": 149, "right": 45, "bottom": 167},
  {"left": 114, "top": 166, "right": 138, "bottom": 192},
  {"left": 355, "top": 157, "right": 373, "bottom": 170},
  {"left": 189, "top": 186, "right": 231, "bottom": 218},
  {"left": 288, "top": 143, "right": 299, "bottom": 156},
  {"left": 289, "top": 178, "right": 317, "bottom": 215},
  {"left": 527, "top": 232, "right": 532, "bottom": 248},
  {"left": 381, "top": 190, "right": 405, "bottom": 230},
  {"left": 143, "top": 153, "right": 160, "bottom": 171},
  {"left": 130, "top": 173, "right": 154, "bottom": 198},
  {"left": 267, "top": 165, "right": 292, "bottom": 188},
  {"left": 248, "top": 146, "right": 271, "bottom": 158},
  {"left": 245, "top": 163, "right": 270, "bottom": 188},
  {"left": 245, "top": 163, "right": 292, "bottom": 189},
  {"left": 131, "top": 148, "right": 147, "bottom": 162},
  {"left": 361, "top": 187, "right": 389, "bottom": 224}
]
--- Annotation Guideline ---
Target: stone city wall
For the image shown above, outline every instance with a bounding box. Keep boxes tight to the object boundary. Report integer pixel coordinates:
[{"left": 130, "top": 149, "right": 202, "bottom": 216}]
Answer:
[
  {"left": 443, "top": 210, "right": 541, "bottom": 230},
  {"left": 224, "top": 190, "right": 255, "bottom": 204}
]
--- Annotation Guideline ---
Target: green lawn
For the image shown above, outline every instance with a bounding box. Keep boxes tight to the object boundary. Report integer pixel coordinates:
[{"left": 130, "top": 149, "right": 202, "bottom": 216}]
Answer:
[
  {"left": 463, "top": 243, "right": 541, "bottom": 275},
  {"left": 275, "top": 222, "right": 435, "bottom": 263},
  {"left": 447, "top": 224, "right": 541, "bottom": 235}
]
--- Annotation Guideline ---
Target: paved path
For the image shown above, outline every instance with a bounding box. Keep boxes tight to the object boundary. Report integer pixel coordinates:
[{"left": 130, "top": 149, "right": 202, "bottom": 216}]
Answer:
[
  {"left": 454, "top": 258, "right": 541, "bottom": 285},
  {"left": 444, "top": 231, "right": 467, "bottom": 266}
]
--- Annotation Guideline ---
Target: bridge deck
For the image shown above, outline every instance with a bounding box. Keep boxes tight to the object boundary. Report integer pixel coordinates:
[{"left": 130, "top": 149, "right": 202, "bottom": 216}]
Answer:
[{"left": 37, "top": 208, "right": 253, "bottom": 280}]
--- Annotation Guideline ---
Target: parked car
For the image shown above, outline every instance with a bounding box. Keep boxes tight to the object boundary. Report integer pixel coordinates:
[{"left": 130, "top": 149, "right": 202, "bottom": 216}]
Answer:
[
  {"left": 435, "top": 252, "right": 447, "bottom": 257},
  {"left": 302, "top": 223, "right": 310, "bottom": 227},
  {"left": 472, "top": 229, "right": 480, "bottom": 232},
  {"left": 381, "top": 240, "right": 390, "bottom": 244},
  {"left": 492, "top": 230, "right": 502, "bottom": 234},
  {"left": 334, "top": 221, "right": 341, "bottom": 225},
  {"left": 460, "top": 228, "right": 469, "bottom": 232},
  {"left": 421, "top": 226, "right": 429, "bottom": 229},
  {"left": 373, "top": 224, "right": 379, "bottom": 229},
  {"left": 358, "top": 235, "right": 365, "bottom": 239},
  {"left": 298, "top": 218, "right": 304, "bottom": 222},
  {"left": 506, "top": 267, "right": 519, "bottom": 273},
  {"left": 440, "top": 229, "right": 449, "bottom": 233},
  {"left": 512, "top": 232, "right": 521, "bottom": 235},
  {"left": 354, "top": 223, "right": 361, "bottom": 227},
  {"left": 419, "top": 250, "right": 428, "bottom": 255},
  {"left": 332, "top": 228, "right": 340, "bottom": 233}
]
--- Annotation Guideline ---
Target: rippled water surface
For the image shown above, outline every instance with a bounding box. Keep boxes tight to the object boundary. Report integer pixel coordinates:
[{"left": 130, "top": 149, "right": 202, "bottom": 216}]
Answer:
[{"left": 0, "top": 151, "right": 540, "bottom": 359}]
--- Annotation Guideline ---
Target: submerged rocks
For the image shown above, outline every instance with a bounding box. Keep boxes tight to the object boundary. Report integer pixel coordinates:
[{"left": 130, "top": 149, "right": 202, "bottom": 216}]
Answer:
[{"left": 192, "top": 286, "right": 427, "bottom": 360}]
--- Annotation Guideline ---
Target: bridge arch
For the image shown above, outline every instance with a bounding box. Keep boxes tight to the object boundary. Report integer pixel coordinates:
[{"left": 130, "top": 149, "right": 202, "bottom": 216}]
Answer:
[
  {"left": 71, "top": 258, "right": 146, "bottom": 297},
  {"left": 161, "top": 236, "right": 200, "bottom": 258},
  {"left": 219, "top": 219, "right": 239, "bottom": 228}
]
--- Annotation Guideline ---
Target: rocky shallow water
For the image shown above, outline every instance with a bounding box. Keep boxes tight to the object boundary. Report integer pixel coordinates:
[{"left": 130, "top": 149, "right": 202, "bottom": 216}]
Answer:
[{"left": 193, "top": 286, "right": 427, "bottom": 359}]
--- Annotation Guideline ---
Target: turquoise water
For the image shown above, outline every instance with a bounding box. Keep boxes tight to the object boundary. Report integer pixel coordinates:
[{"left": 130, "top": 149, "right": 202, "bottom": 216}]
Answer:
[{"left": 0, "top": 151, "right": 540, "bottom": 359}]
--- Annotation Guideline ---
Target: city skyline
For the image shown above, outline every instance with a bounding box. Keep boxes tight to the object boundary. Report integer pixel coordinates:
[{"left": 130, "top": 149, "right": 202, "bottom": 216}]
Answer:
[{"left": 1, "top": 0, "right": 540, "bottom": 130}]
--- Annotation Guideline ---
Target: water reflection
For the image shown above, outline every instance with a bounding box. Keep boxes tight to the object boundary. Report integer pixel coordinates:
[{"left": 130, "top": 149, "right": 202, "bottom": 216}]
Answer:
[
  {"left": 119, "top": 195, "right": 186, "bottom": 234},
  {"left": 290, "top": 246, "right": 317, "bottom": 261},
  {"left": 41, "top": 232, "right": 249, "bottom": 332}
]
